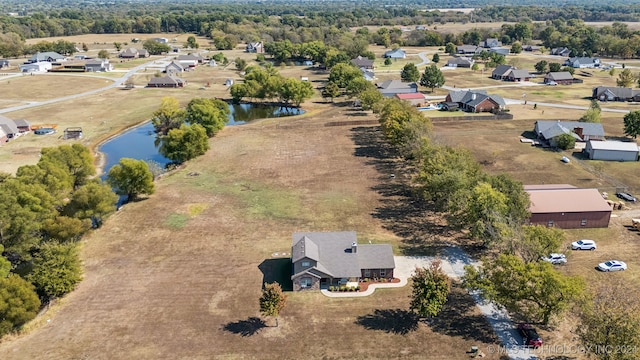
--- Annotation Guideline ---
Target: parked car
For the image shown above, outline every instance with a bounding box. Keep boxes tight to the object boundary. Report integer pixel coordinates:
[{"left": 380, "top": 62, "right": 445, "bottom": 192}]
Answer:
[
  {"left": 542, "top": 253, "right": 567, "bottom": 265},
  {"left": 616, "top": 192, "right": 637, "bottom": 202},
  {"left": 518, "top": 323, "right": 543, "bottom": 348},
  {"left": 546, "top": 81, "right": 558, "bottom": 86},
  {"left": 571, "top": 239, "right": 597, "bottom": 250},
  {"left": 598, "top": 260, "right": 627, "bottom": 272}
]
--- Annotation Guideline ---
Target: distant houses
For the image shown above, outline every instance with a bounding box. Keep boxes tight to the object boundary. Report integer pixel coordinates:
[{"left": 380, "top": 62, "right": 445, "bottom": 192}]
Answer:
[
  {"left": 446, "top": 56, "right": 474, "bottom": 68},
  {"left": 119, "top": 48, "right": 149, "bottom": 59},
  {"left": 27, "top": 52, "right": 65, "bottom": 63},
  {"left": 534, "top": 120, "right": 605, "bottom": 147},
  {"left": 564, "top": 57, "right": 600, "bottom": 69},
  {"left": 351, "top": 56, "right": 374, "bottom": 70},
  {"left": 550, "top": 47, "right": 571, "bottom": 57},
  {"left": 544, "top": 72, "right": 580, "bottom": 85},
  {"left": 0, "top": 115, "right": 31, "bottom": 142},
  {"left": 383, "top": 49, "right": 406, "bottom": 59},
  {"left": 395, "top": 93, "right": 427, "bottom": 106},
  {"left": 444, "top": 90, "right": 506, "bottom": 113},
  {"left": 492, "top": 65, "right": 532, "bottom": 82},
  {"left": 147, "top": 76, "right": 186, "bottom": 88},
  {"left": 375, "top": 80, "right": 418, "bottom": 97},
  {"left": 19, "top": 61, "right": 52, "bottom": 73},
  {"left": 245, "top": 42, "right": 264, "bottom": 53},
  {"left": 592, "top": 86, "right": 640, "bottom": 102}
]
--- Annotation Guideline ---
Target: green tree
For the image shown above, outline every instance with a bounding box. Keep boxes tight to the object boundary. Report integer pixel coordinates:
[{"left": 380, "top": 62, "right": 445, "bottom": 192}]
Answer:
[
  {"left": 617, "top": 68, "right": 636, "bottom": 87},
  {"left": 64, "top": 181, "right": 118, "bottom": 225},
  {"left": 445, "top": 42, "right": 456, "bottom": 55},
  {"left": 143, "top": 39, "right": 171, "bottom": 55},
  {"left": 463, "top": 254, "right": 585, "bottom": 325},
  {"left": 106, "top": 158, "right": 155, "bottom": 201},
  {"left": 455, "top": 182, "right": 512, "bottom": 248},
  {"left": 549, "top": 62, "right": 562, "bottom": 72},
  {"left": 401, "top": 63, "right": 420, "bottom": 82},
  {"left": 152, "top": 97, "right": 186, "bottom": 135},
  {"left": 555, "top": 133, "right": 576, "bottom": 150},
  {"left": 39, "top": 144, "right": 96, "bottom": 189},
  {"left": 623, "top": 110, "right": 640, "bottom": 138},
  {"left": 27, "top": 242, "right": 82, "bottom": 301},
  {"left": 471, "top": 63, "right": 479, "bottom": 71},
  {"left": 562, "top": 66, "right": 575, "bottom": 75},
  {"left": 185, "top": 98, "right": 229, "bottom": 137},
  {"left": 328, "top": 63, "right": 362, "bottom": 89},
  {"left": 579, "top": 100, "right": 601, "bottom": 123},
  {"left": 234, "top": 57, "right": 247, "bottom": 71},
  {"left": 384, "top": 57, "right": 392, "bottom": 66},
  {"left": 409, "top": 260, "right": 451, "bottom": 318},
  {"left": 345, "top": 77, "right": 374, "bottom": 99},
  {"left": 321, "top": 82, "right": 341, "bottom": 102},
  {"left": 420, "top": 64, "right": 445, "bottom": 92},
  {"left": 42, "top": 216, "right": 91, "bottom": 243},
  {"left": 534, "top": 60, "right": 548, "bottom": 73},
  {"left": 160, "top": 124, "right": 210, "bottom": 164},
  {"left": 185, "top": 35, "right": 199, "bottom": 49},
  {"left": 431, "top": 53, "right": 440, "bottom": 64},
  {"left": 359, "top": 88, "right": 384, "bottom": 111},
  {"left": 259, "top": 282, "right": 286, "bottom": 327},
  {"left": 97, "top": 49, "right": 109, "bottom": 59},
  {"left": 510, "top": 41, "right": 523, "bottom": 54},
  {"left": 0, "top": 245, "right": 11, "bottom": 278},
  {"left": 0, "top": 274, "right": 40, "bottom": 337},
  {"left": 578, "top": 281, "right": 640, "bottom": 360},
  {"left": 514, "top": 225, "right": 565, "bottom": 263},
  {"left": 113, "top": 42, "right": 122, "bottom": 51},
  {"left": 280, "top": 78, "right": 314, "bottom": 106}
]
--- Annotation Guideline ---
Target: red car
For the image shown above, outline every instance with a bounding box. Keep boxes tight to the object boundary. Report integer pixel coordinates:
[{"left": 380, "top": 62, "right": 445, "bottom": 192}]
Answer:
[{"left": 518, "top": 323, "right": 543, "bottom": 348}]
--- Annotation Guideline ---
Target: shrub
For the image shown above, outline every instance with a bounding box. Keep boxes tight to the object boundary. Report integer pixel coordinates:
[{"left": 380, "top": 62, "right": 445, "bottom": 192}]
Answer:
[{"left": 356, "top": 286, "right": 361, "bottom": 291}]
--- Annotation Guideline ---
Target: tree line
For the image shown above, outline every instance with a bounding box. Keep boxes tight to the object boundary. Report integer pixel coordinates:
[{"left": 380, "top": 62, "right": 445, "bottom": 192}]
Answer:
[{"left": 229, "top": 65, "right": 314, "bottom": 106}]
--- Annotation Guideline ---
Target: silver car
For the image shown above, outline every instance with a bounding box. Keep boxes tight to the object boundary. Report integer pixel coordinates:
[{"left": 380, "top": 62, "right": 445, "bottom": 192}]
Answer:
[
  {"left": 571, "top": 239, "right": 597, "bottom": 250},
  {"left": 542, "top": 253, "right": 567, "bottom": 265}
]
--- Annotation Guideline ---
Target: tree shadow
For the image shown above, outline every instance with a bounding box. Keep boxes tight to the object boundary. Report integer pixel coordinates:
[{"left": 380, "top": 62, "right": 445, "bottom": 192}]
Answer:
[
  {"left": 430, "top": 284, "right": 500, "bottom": 343},
  {"left": 222, "top": 317, "right": 267, "bottom": 336},
  {"left": 258, "top": 258, "right": 293, "bottom": 291},
  {"left": 355, "top": 308, "right": 420, "bottom": 335},
  {"left": 350, "top": 126, "right": 458, "bottom": 255}
]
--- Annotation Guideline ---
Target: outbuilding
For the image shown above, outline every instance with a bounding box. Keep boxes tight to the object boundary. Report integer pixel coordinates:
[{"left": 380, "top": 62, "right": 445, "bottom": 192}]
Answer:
[
  {"left": 524, "top": 185, "right": 611, "bottom": 229},
  {"left": 584, "top": 140, "right": 639, "bottom": 161}
]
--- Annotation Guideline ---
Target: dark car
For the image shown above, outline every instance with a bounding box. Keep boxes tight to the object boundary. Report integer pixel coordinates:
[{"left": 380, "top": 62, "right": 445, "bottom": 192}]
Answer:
[
  {"left": 518, "top": 323, "right": 542, "bottom": 348},
  {"left": 616, "top": 192, "right": 637, "bottom": 202}
]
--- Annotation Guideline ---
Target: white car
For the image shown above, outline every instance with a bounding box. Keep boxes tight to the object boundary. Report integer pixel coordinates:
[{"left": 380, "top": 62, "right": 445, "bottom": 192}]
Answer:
[
  {"left": 571, "top": 239, "right": 597, "bottom": 250},
  {"left": 598, "top": 260, "right": 627, "bottom": 272},
  {"left": 542, "top": 253, "right": 567, "bottom": 265}
]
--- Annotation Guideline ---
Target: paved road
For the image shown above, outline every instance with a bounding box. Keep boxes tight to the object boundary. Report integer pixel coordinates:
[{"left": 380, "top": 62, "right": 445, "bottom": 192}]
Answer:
[
  {"left": 416, "top": 51, "right": 431, "bottom": 67},
  {"left": 0, "top": 57, "right": 172, "bottom": 114}
]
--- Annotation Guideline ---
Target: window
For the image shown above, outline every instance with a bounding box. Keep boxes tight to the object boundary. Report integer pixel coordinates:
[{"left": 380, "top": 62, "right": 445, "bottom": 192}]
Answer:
[
  {"left": 547, "top": 220, "right": 554, "bottom": 227},
  {"left": 301, "top": 261, "right": 310, "bottom": 267},
  {"left": 364, "top": 269, "right": 370, "bottom": 277},
  {"left": 581, "top": 219, "right": 587, "bottom": 226},
  {"left": 380, "top": 269, "right": 386, "bottom": 277},
  {"left": 300, "top": 277, "right": 312, "bottom": 288}
]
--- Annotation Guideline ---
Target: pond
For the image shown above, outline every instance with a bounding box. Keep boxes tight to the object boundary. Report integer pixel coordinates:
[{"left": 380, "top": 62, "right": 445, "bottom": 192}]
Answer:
[{"left": 99, "top": 103, "right": 303, "bottom": 176}]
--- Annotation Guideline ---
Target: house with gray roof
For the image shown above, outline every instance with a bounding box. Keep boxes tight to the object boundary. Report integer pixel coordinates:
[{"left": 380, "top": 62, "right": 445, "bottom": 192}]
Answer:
[
  {"left": 375, "top": 80, "right": 418, "bottom": 97},
  {"left": 534, "top": 120, "right": 605, "bottom": 146},
  {"left": 489, "top": 47, "right": 510, "bottom": 56},
  {"left": 119, "top": 48, "right": 149, "bottom": 59},
  {"left": 592, "top": 86, "right": 640, "bottom": 102},
  {"left": 383, "top": 48, "right": 406, "bottom": 59},
  {"left": 456, "top": 45, "right": 481, "bottom": 55},
  {"left": 544, "top": 72, "right": 578, "bottom": 85},
  {"left": 0, "top": 60, "right": 9, "bottom": 69},
  {"left": 351, "top": 56, "right": 374, "bottom": 70},
  {"left": 444, "top": 90, "right": 506, "bottom": 113},
  {"left": 507, "top": 69, "right": 532, "bottom": 82},
  {"left": 551, "top": 47, "right": 571, "bottom": 56},
  {"left": 480, "top": 38, "right": 502, "bottom": 48},
  {"left": 147, "top": 75, "right": 186, "bottom": 88},
  {"left": 492, "top": 65, "right": 514, "bottom": 80},
  {"left": 564, "top": 57, "right": 600, "bottom": 69},
  {"left": 165, "top": 61, "right": 185, "bottom": 75},
  {"left": 246, "top": 42, "right": 264, "bottom": 53},
  {"left": 291, "top": 232, "right": 395, "bottom": 291},
  {"left": 85, "top": 59, "right": 112, "bottom": 72},
  {"left": 27, "top": 52, "right": 65, "bottom": 63},
  {"left": 446, "top": 56, "right": 474, "bottom": 68},
  {"left": 584, "top": 140, "right": 639, "bottom": 161}
]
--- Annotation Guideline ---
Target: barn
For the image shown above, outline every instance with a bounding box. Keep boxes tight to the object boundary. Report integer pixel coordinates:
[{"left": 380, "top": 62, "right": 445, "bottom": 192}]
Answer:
[
  {"left": 584, "top": 140, "right": 639, "bottom": 162},
  {"left": 524, "top": 185, "right": 611, "bottom": 229}
]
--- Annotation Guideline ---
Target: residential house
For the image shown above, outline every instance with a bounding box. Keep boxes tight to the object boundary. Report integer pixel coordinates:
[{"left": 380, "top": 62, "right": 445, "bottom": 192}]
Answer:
[
  {"left": 534, "top": 120, "right": 605, "bottom": 146},
  {"left": 491, "top": 65, "right": 515, "bottom": 80},
  {"left": 383, "top": 49, "right": 406, "bottom": 59},
  {"left": 524, "top": 185, "right": 611, "bottom": 229},
  {"left": 507, "top": 69, "right": 532, "bottom": 82},
  {"left": 524, "top": 45, "right": 541, "bottom": 52},
  {"left": 361, "top": 69, "right": 376, "bottom": 81},
  {"left": 564, "top": 57, "right": 600, "bottom": 68},
  {"left": 177, "top": 54, "right": 199, "bottom": 68},
  {"left": 13, "top": 119, "right": 31, "bottom": 133},
  {"left": 550, "top": 47, "right": 571, "bottom": 56},
  {"left": 456, "top": 45, "right": 480, "bottom": 55},
  {"left": 544, "top": 72, "right": 576, "bottom": 85},
  {"left": 119, "top": 48, "right": 149, "bottom": 59},
  {"left": 445, "top": 90, "right": 506, "bottom": 113},
  {"left": 150, "top": 37, "right": 169, "bottom": 44},
  {"left": 290, "top": 231, "right": 395, "bottom": 291},
  {"left": 165, "top": 61, "right": 185, "bottom": 75},
  {"left": 245, "top": 42, "right": 264, "bottom": 53},
  {"left": 592, "top": 86, "right": 640, "bottom": 102},
  {"left": 480, "top": 38, "right": 502, "bottom": 48},
  {"left": 395, "top": 93, "right": 427, "bottom": 106},
  {"left": 19, "top": 61, "right": 52, "bottom": 73},
  {"left": 0, "top": 60, "right": 10, "bottom": 68},
  {"left": 446, "top": 56, "right": 474, "bottom": 68},
  {"left": 584, "top": 140, "right": 639, "bottom": 161},
  {"left": 489, "top": 47, "right": 510, "bottom": 56},
  {"left": 0, "top": 115, "right": 20, "bottom": 139},
  {"left": 27, "top": 52, "right": 65, "bottom": 63},
  {"left": 375, "top": 80, "right": 418, "bottom": 97},
  {"left": 351, "top": 56, "right": 374, "bottom": 70},
  {"left": 85, "top": 59, "right": 112, "bottom": 72},
  {"left": 147, "top": 76, "right": 186, "bottom": 88}
]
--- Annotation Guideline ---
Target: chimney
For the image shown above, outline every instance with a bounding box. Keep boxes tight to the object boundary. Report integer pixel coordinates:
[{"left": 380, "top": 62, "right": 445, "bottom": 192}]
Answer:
[
  {"left": 351, "top": 241, "right": 357, "bottom": 253},
  {"left": 574, "top": 127, "right": 584, "bottom": 139}
]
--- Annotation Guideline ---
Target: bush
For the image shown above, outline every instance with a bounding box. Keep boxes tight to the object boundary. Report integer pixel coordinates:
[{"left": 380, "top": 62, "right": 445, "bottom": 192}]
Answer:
[{"left": 356, "top": 286, "right": 361, "bottom": 291}]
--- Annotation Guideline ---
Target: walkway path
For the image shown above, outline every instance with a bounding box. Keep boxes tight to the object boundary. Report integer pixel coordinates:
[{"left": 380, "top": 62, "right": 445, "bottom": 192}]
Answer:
[
  {"left": 415, "top": 51, "right": 431, "bottom": 67},
  {"left": 322, "top": 246, "right": 537, "bottom": 360}
]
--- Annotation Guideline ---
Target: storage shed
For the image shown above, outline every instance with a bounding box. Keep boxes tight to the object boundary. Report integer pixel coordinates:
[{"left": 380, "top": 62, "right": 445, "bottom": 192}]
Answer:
[
  {"left": 524, "top": 185, "right": 611, "bottom": 229},
  {"left": 584, "top": 140, "right": 639, "bottom": 161}
]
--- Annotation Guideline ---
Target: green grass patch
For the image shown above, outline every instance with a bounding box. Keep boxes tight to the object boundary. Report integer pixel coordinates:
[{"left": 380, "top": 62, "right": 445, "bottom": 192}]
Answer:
[
  {"left": 164, "top": 213, "right": 190, "bottom": 229},
  {"left": 187, "top": 203, "right": 208, "bottom": 216}
]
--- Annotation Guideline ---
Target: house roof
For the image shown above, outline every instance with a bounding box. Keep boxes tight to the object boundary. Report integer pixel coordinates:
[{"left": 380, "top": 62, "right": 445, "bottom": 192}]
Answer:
[
  {"left": 535, "top": 121, "right": 605, "bottom": 138},
  {"left": 526, "top": 188, "right": 612, "bottom": 213},
  {"left": 12, "top": 119, "right": 30, "bottom": 127},
  {"left": 546, "top": 72, "right": 573, "bottom": 81},
  {"left": 587, "top": 140, "right": 639, "bottom": 152},
  {"left": 568, "top": 57, "right": 599, "bottom": 65},
  {"left": 376, "top": 80, "right": 417, "bottom": 90},
  {"left": 29, "top": 52, "right": 64, "bottom": 62},
  {"left": 593, "top": 86, "right": 638, "bottom": 99},
  {"left": 457, "top": 45, "right": 480, "bottom": 53},
  {"left": 509, "top": 69, "right": 531, "bottom": 79},
  {"left": 448, "top": 90, "right": 504, "bottom": 107},
  {"left": 395, "top": 93, "right": 426, "bottom": 100},
  {"left": 166, "top": 61, "right": 184, "bottom": 70},
  {"left": 447, "top": 57, "right": 473, "bottom": 65},
  {"left": 384, "top": 49, "right": 406, "bottom": 57},
  {"left": 351, "top": 56, "right": 374, "bottom": 68},
  {"left": 147, "top": 76, "right": 185, "bottom": 86},
  {"left": 492, "top": 64, "right": 514, "bottom": 77},
  {"left": 291, "top": 232, "right": 395, "bottom": 279},
  {"left": 85, "top": 59, "right": 106, "bottom": 65},
  {"left": 0, "top": 115, "right": 19, "bottom": 134}
]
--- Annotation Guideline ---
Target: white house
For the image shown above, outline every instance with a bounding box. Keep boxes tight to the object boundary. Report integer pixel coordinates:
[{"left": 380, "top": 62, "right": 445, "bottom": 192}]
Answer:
[
  {"left": 584, "top": 140, "right": 639, "bottom": 161},
  {"left": 19, "top": 61, "right": 52, "bottom": 73}
]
